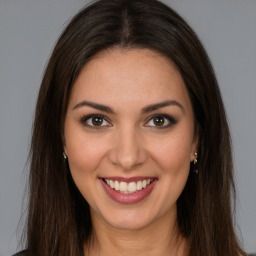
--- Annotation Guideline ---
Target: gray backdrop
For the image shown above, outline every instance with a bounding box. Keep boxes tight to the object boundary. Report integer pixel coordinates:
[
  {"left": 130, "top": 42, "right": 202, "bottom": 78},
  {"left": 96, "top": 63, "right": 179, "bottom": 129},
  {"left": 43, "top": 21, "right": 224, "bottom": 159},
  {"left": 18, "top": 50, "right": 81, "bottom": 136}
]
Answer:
[{"left": 0, "top": 0, "right": 255, "bottom": 255}]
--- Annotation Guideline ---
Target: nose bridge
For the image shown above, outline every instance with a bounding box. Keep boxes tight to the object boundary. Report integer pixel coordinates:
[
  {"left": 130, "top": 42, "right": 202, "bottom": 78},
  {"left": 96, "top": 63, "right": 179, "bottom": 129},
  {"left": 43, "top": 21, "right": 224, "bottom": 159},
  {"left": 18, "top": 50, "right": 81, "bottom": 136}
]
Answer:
[{"left": 109, "top": 124, "right": 147, "bottom": 170}]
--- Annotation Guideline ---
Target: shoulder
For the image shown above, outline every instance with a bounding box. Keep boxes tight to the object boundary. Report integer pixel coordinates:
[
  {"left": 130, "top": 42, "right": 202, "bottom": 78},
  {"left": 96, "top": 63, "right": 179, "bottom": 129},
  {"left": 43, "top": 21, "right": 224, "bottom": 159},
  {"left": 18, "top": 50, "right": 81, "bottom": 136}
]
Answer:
[{"left": 12, "top": 250, "right": 27, "bottom": 256}]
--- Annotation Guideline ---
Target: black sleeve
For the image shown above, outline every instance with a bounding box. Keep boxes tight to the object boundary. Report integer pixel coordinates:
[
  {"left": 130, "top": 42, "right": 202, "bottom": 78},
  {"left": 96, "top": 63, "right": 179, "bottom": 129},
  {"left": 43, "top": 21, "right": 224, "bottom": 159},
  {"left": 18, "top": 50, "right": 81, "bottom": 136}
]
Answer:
[{"left": 12, "top": 250, "right": 27, "bottom": 256}]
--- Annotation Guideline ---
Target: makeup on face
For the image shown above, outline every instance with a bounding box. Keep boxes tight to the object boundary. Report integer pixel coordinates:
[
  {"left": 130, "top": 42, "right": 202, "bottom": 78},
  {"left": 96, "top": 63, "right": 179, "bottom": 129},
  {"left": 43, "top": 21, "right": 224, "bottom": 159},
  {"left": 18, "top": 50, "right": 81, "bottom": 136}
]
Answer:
[
  {"left": 64, "top": 48, "right": 197, "bottom": 231},
  {"left": 99, "top": 177, "right": 158, "bottom": 204}
]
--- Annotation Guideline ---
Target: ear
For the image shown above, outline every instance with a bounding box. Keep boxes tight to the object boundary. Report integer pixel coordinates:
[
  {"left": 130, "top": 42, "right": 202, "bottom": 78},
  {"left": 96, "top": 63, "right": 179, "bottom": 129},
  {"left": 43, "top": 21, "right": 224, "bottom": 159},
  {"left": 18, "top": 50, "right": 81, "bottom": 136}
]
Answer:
[
  {"left": 190, "top": 128, "right": 199, "bottom": 162},
  {"left": 62, "top": 132, "right": 67, "bottom": 156},
  {"left": 63, "top": 145, "right": 68, "bottom": 159},
  {"left": 63, "top": 147, "right": 67, "bottom": 156}
]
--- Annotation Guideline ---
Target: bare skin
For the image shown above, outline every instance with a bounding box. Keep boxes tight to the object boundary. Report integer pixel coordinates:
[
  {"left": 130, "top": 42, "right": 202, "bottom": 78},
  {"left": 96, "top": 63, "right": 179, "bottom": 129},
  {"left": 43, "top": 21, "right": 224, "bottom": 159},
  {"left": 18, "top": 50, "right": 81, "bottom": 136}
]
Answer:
[
  {"left": 86, "top": 206, "right": 188, "bottom": 256},
  {"left": 64, "top": 48, "right": 197, "bottom": 256}
]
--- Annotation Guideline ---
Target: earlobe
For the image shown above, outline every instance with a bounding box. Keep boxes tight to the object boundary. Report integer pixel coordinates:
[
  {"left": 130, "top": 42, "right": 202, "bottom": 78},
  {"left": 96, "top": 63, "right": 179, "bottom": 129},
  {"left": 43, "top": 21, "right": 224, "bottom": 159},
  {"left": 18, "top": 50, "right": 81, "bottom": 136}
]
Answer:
[
  {"left": 192, "top": 152, "right": 198, "bottom": 174},
  {"left": 191, "top": 131, "right": 199, "bottom": 162},
  {"left": 63, "top": 143, "right": 68, "bottom": 159},
  {"left": 62, "top": 134, "right": 68, "bottom": 159},
  {"left": 190, "top": 151, "right": 198, "bottom": 162},
  {"left": 63, "top": 152, "right": 68, "bottom": 159},
  {"left": 193, "top": 152, "right": 198, "bottom": 164}
]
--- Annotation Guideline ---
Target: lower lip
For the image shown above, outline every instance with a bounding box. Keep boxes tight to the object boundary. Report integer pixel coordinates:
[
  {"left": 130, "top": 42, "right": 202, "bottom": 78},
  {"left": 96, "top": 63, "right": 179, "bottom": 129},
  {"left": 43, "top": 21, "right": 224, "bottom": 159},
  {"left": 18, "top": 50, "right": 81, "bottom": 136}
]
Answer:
[{"left": 100, "top": 179, "right": 157, "bottom": 204}]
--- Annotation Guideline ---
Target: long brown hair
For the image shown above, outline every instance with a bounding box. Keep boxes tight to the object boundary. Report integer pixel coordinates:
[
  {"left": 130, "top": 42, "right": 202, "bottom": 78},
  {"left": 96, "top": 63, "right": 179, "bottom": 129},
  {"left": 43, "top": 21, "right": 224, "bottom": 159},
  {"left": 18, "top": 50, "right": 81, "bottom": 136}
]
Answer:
[{"left": 24, "top": 0, "right": 245, "bottom": 255}]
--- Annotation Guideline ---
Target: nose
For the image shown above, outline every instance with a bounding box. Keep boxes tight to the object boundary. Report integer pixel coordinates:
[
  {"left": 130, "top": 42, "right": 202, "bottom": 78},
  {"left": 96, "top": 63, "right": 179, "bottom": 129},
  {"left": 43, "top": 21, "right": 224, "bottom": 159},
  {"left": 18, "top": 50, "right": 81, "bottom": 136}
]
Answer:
[{"left": 108, "top": 126, "right": 148, "bottom": 170}]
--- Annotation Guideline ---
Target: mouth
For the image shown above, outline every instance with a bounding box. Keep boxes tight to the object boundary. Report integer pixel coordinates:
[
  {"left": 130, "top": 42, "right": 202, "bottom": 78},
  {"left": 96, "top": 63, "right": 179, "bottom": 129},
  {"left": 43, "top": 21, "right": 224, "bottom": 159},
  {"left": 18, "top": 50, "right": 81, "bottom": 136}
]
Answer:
[
  {"left": 99, "top": 177, "right": 158, "bottom": 204},
  {"left": 102, "top": 178, "right": 154, "bottom": 194}
]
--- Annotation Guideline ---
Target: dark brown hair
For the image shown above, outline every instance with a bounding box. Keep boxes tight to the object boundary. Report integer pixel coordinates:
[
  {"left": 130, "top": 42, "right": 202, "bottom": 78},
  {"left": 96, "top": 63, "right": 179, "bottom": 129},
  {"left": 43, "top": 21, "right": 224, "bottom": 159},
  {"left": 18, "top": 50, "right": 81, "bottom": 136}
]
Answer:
[{"left": 24, "top": 0, "right": 245, "bottom": 255}]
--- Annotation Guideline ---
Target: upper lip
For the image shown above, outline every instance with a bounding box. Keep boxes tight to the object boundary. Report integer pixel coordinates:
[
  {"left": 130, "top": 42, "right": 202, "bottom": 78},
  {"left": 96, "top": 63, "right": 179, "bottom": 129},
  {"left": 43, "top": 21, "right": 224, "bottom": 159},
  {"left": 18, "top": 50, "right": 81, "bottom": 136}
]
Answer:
[{"left": 99, "top": 176, "right": 157, "bottom": 182}]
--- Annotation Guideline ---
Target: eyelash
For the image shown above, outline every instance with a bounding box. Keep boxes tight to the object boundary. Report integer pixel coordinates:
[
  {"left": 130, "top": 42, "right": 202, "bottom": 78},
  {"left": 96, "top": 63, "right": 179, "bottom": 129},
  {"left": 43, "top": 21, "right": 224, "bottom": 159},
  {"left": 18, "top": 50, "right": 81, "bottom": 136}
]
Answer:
[
  {"left": 80, "top": 114, "right": 111, "bottom": 129},
  {"left": 80, "top": 114, "right": 177, "bottom": 129},
  {"left": 145, "top": 114, "right": 177, "bottom": 129}
]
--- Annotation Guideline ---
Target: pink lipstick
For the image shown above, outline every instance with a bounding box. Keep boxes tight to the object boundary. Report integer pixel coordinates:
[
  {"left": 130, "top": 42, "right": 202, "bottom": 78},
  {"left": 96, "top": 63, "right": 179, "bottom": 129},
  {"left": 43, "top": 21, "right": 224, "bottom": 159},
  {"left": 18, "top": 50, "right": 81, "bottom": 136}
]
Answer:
[{"left": 99, "top": 177, "right": 157, "bottom": 204}]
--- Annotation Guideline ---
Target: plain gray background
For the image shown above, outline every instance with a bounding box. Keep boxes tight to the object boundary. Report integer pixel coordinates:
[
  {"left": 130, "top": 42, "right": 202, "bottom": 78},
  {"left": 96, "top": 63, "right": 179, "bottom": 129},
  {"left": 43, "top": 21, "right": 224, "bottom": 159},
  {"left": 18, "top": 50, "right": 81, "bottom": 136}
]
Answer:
[{"left": 0, "top": 0, "right": 255, "bottom": 255}]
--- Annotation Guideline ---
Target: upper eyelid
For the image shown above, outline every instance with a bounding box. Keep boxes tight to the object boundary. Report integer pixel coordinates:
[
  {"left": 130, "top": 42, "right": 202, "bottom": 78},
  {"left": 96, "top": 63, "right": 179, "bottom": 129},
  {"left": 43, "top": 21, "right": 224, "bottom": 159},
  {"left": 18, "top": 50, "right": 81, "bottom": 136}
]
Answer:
[
  {"left": 145, "top": 114, "right": 177, "bottom": 123},
  {"left": 144, "top": 114, "right": 177, "bottom": 129},
  {"left": 80, "top": 113, "right": 177, "bottom": 126},
  {"left": 81, "top": 114, "right": 111, "bottom": 126},
  {"left": 81, "top": 114, "right": 108, "bottom": 119}
]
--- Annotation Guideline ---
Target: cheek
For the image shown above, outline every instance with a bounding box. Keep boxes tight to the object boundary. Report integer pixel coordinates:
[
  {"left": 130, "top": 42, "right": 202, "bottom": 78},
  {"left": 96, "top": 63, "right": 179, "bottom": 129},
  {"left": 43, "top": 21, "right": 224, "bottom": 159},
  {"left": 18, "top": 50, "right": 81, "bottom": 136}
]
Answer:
[
  {"left": 67, "top": 138, "right": 107, "bottom": 174},
  {"left": 65, "top": 132, "right": 109, "bottom": 205},
  {"left": 149, "top": 132, "right": 194, "bottom": 174},
  {"left": 64, "top": 123, "right": 109, "bottom": 177},
  {"left": 153, "top": 135, "right": 192, "bottom": 202}
]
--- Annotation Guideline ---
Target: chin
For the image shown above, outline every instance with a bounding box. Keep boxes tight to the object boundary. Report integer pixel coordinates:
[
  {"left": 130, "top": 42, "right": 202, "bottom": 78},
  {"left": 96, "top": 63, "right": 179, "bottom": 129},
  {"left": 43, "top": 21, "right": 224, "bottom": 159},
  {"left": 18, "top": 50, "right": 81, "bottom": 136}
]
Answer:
[
  {"left": 106, "top": 216, "right": 153, "bottom": 231},
  {"left": 95, "top": 205, "right": 166, "bottom": 231}
]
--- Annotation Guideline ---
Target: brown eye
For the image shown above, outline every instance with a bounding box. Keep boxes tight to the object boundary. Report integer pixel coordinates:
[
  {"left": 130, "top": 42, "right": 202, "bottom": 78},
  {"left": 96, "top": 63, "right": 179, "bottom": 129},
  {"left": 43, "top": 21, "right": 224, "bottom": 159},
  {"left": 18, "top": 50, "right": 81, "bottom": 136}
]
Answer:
[
  {"left": 146, "top": 114, "right": 177, "bottom": 129},
  {"left": 153, "top": 116, "right": 165, "bottom": 126},
  {"left": 92, "top": 116, "right": 103, "bottom": 126},
  {"left": 81, "top": 114, "right": 111, "bottom": 128}
]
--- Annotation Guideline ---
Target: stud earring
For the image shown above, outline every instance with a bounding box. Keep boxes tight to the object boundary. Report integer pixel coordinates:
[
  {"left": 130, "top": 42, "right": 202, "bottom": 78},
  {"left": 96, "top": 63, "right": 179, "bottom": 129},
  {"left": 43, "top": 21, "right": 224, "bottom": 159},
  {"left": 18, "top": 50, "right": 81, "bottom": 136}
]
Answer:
[
  {"left": 194, "top": 152, "right": 198, "bottom": 164},
  {"left": 193, "top": 152, "right": 198, "bottom": 174},
  {"left": 63, "top": 152, "right": 67, "bottom": 159}
]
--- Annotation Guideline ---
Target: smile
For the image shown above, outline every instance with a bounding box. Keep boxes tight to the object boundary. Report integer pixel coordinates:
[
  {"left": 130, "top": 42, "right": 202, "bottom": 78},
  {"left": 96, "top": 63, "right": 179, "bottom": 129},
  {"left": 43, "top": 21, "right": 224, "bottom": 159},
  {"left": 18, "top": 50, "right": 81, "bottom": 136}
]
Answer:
[
  {"left": 100, "top": 177, "right": 157, "bottom": 204},
  {"left": 103, "top": 178, "right": 153, "bottom": 194}
]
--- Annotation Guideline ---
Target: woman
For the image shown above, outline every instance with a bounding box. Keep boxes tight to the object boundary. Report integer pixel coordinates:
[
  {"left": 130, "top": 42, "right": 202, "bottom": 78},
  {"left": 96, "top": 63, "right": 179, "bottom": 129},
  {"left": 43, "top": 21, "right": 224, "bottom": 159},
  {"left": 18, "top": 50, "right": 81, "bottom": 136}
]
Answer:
[{"left": 14, "top": 0, "right": 246, "bottom": 255}]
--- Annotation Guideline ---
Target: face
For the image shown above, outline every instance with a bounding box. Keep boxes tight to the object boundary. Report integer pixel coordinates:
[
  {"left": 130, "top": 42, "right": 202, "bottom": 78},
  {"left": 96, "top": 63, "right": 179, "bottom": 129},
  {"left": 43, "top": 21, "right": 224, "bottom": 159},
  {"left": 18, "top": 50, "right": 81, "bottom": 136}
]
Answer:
[{"left": 64, "top": 48, "right": 198, "bottom": 231}]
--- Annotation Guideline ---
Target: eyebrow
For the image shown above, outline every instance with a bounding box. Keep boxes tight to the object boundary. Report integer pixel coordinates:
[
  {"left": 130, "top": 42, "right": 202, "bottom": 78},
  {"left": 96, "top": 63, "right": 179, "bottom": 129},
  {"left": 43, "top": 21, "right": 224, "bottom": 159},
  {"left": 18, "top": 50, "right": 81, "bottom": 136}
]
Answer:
[
  {"left": 72, "top": 100, "right": 185, "bottom": 114},
  {"left": 73, "top": 101, "right": 115, "bottom": 114},
  {"left": 141, "top": 100, "right": 185, "bottom": 114}
]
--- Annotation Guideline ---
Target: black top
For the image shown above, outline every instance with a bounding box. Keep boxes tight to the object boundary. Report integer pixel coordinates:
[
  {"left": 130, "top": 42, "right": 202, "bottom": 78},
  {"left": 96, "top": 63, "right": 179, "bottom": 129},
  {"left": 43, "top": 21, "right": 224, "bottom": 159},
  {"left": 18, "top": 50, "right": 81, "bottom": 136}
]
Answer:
[
  {"left": 12, "top": 251, "right": 27, "bottom": 256},
  {"left": 13, "top": 250, "right": 256, "bottom": 256}
]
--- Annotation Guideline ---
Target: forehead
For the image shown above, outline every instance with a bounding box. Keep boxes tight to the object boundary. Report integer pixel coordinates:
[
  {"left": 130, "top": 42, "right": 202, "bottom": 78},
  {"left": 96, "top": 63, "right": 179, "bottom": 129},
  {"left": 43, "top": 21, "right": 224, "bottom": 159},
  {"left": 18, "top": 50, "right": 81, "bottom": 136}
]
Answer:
[{"left": 69, "top": 48, "right": 192, "bottom": 112}]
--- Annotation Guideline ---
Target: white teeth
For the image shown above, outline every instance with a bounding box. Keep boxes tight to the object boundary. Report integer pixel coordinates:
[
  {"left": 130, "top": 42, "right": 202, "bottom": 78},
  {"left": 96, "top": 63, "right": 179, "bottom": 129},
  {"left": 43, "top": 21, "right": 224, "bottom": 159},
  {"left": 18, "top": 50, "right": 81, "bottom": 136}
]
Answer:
[
  {"left": 128, "top": 182, "right": 137, "bottom": 193},
  {"left": 136, "top": 180, "right": 142, "bottom": 190},
  {"left": 119, "top": 181, "right": 128, "bottom": 192},
  {"left": 109, "top": 180, "right": 114, "bottom": 189},
  {"left": 114, "top": 180, "right": 119, "bottom": 191},
  {"left": 104, "top": 178, "right": 153, "bottom": 194}
]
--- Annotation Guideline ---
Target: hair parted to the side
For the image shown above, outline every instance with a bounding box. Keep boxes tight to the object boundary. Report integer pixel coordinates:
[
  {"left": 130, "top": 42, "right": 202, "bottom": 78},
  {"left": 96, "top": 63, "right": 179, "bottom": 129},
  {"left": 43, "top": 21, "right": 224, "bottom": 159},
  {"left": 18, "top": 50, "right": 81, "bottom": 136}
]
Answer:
[{"left": 25, "top": 0, "right": 245, "bottom": 255}]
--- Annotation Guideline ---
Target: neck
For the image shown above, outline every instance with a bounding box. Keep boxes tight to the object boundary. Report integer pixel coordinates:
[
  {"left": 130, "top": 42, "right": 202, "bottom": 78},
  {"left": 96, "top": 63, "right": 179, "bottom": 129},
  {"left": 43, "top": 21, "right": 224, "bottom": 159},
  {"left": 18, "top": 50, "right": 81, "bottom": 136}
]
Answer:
[{"left": 84, "top": 211, "right": 188, "bottom": 256}]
